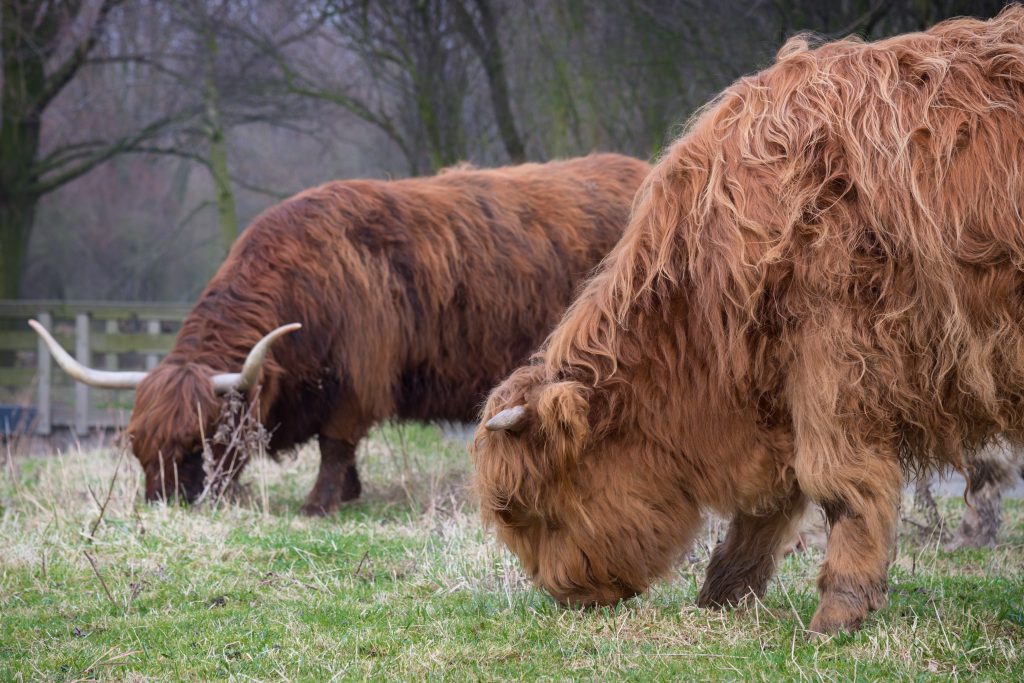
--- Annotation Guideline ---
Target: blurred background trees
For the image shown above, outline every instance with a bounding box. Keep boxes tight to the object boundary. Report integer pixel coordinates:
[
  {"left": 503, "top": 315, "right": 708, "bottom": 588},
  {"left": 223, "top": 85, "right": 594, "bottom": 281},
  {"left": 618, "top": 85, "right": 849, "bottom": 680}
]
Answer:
[{"left": 0, "top": 0, "right": 1010, "bottom": 301}]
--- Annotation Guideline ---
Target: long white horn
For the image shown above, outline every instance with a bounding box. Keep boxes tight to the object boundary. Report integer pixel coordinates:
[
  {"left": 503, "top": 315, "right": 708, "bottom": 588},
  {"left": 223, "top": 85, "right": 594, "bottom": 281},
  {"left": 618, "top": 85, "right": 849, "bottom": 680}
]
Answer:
[
  {"left": 211, "top": 323, "right": 302, "bottom": 394},
  {"left": 29, "top": 319, "right": 148, "bottom": 389},
  {"left": 485, "top": 405, "right": 528, "bottom": 432}
]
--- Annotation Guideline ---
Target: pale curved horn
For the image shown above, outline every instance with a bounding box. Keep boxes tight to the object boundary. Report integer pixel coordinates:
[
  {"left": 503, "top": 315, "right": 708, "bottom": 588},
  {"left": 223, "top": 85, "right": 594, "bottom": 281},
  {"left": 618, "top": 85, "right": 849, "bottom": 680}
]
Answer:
[
  {"left": 29, "top": 319, "right": 148, "bottom": 389},
  {"left": 211, "top": 323, "right": 302, "bottom": 394},
  {"left": 485, "top": 405, "right": 528, "bottom": 432}
]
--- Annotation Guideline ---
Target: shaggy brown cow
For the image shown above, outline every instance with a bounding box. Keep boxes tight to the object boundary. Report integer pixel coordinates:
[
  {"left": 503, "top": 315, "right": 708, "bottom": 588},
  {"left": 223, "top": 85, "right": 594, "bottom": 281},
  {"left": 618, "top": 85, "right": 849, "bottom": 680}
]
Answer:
[
  {"left": 34, "top": 153, "right": 650, "bottom": 515},
  {"left": 474, "top": 8, "right": 1024, "bottom": 635}
]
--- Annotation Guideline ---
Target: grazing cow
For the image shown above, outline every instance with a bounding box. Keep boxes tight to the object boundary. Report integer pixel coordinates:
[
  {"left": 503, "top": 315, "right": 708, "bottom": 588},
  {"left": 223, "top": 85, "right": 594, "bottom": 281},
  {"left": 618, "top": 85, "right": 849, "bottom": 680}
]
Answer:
[
  {"left": 34, "top": 153, "right": 650, "bottom": 515},
  {"left": 473, "top": 8, "right": 1024, "bottom": 635}
]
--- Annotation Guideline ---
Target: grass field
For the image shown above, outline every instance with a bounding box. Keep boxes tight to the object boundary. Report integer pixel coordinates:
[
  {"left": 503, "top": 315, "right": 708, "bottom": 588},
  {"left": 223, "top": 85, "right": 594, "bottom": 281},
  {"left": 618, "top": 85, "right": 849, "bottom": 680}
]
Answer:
[{"left": 2, "top": 424, "right": 1022, "bottom": 681}]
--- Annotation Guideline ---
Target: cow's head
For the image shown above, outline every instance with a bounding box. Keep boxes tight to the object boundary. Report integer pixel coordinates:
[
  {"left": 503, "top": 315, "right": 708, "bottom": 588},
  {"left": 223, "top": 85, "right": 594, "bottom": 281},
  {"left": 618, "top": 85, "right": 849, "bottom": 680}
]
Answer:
[
  {"left": 472, "top": 364, "right": 700, "bottom": 607},
  {"left": 29, "top": 320, "right": 300, "bottom": 502}
]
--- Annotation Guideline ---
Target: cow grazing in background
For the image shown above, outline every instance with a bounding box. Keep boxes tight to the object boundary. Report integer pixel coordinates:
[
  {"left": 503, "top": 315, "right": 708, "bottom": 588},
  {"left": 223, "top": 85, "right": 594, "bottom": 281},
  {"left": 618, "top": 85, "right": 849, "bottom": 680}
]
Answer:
[
  {"left": 34, "top": 153, "right": 650, "bottom": 515},
  {"left": 474, "top": 8, "right": 1024, "bottom": 635}
]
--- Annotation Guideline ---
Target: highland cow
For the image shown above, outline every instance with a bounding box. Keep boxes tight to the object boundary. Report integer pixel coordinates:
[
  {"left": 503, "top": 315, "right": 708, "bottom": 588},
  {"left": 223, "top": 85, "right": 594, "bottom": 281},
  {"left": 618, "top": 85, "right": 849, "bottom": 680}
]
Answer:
[
  {"left": 474, "top": 8, "right": 1024, "bottom": 635},
  {"left": 34, "top": 153, "right": 650, "bottom": 515}
]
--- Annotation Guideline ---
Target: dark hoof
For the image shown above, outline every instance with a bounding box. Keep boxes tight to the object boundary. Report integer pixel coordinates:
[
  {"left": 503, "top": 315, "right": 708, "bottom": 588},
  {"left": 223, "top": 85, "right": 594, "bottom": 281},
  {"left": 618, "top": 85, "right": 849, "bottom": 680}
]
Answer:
[
  {"left": 300, "top": 501, "right": 336, "bottom": 517},
  {"left": 697, "top": 581, "right": 759, "bottom": 609},
  {"left": 300, "top": 479, "right": 361, "bottom": 517}
]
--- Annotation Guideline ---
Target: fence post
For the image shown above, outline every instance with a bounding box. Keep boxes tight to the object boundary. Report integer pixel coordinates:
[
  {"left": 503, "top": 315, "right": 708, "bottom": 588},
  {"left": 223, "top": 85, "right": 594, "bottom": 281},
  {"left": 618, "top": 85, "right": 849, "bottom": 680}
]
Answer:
[
  {"left": 146, "top": 319, "right": 161, "bottom": 370},
  {"left": 105, "top": 319, "right": 118, "bottom": 370},
  {"left": 75, "top": 312, "right": 90, "bottom": 436},
  {"left": 35, "top": 311, "right": 52, "bottom": 435}
]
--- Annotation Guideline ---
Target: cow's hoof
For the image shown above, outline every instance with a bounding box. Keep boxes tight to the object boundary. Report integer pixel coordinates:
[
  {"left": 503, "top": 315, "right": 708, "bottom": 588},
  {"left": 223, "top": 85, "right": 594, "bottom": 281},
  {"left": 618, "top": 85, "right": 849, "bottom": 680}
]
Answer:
[
  {"left": 697, "top": 580, "right": 758, "bottom": 609},
  {"left": 300, "top": 501, "right": 336, "bottom": 517},
  {"left": 944, "top": 534, "right": 996, "bottom": 551},
  {"left": 807, "top": 599, "right": 868, "bottom": 637},
  {"left": 300, "top": 485, "right": 361, "bottom": 517}
]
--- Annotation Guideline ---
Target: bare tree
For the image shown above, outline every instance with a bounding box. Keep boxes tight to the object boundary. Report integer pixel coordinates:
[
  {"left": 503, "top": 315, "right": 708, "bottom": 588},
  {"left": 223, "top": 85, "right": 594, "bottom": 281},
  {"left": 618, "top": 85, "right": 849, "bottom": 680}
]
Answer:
[
  {"left": 1, "top": 0, "right": 335, "bottom": 300},
  {"left": 327, "top": 0, "right": 477, "bottom": 174},
  {"left": 266, "top": 0, "right": 494, "bottom": 175},
  {"left": 105, "top": 0, "right": 330, "bottom": 251},
  {"left": 198, "top": 4, "right": 238, "bottom": 248},
  {"left": 0, "top": 0, "right": 192, "bottom": 298},
  {"left": 451, "top": 0, "right": 525, "bottom": 163}
]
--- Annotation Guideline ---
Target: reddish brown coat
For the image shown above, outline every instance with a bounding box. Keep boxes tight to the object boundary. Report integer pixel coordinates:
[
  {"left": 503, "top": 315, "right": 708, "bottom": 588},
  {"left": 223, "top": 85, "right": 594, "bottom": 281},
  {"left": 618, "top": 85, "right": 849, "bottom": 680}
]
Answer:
[{"left": 128, "top": 153, "right": 650, "bottom": 513}]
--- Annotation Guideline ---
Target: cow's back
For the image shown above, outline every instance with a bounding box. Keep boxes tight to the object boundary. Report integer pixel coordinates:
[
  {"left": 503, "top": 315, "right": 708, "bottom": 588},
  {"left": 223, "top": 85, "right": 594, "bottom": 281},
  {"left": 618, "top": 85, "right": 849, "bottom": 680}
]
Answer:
[
  {"left": 211, "top": 153, "right": 649, "bottom": 430},
  {"left": 386, "top": 153, "right": 650, "bottom": 420}
]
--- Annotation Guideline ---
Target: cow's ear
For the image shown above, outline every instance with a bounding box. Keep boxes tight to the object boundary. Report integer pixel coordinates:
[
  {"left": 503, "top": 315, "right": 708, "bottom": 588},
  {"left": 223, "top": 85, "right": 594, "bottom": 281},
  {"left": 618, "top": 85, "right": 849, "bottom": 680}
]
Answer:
[{"left": 535, "top": 381, "right": 590, "bottom": 467}]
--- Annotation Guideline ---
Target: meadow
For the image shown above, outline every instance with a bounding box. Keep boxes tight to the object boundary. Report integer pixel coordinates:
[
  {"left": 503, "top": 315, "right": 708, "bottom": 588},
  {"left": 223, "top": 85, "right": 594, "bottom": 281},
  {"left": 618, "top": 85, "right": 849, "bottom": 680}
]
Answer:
[{"left": 1, "top": 424, "right": 1021, "bottom": 681}]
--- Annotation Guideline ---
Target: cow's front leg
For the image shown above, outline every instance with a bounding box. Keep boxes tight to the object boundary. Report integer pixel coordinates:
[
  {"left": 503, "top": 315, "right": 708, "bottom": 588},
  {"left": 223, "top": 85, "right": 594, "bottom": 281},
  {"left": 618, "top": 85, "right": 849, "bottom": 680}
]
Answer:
[
  {"left": 698, "top": 489, "right": 808, "bottom": 608},
  {"left": 300, "top": 435, "right": 361, "bottom": 516},
  {"left": 798, "top": 452, "right": 901, "bottom": 636}
]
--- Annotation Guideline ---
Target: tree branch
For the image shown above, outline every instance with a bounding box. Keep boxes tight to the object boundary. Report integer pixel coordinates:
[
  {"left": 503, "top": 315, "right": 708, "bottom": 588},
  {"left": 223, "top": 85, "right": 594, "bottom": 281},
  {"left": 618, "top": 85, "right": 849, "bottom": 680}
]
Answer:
[
  {"left": 30, "top": 108, "right": 199, "bottom": 195},
  {"left": 84, "top": 53, "right": 192, "bottom": 83},
  {"left": 249, "top": 28, "right": 415, "bottom": 163},
  {"left": 231, "top": 176, "right": 291, "bottom": 200},
  {"left": 33, "top": 0, "right": 126, "bottom": 116},
  {"left": 121, "top": 145, "right": 211, "bottom": 168}
]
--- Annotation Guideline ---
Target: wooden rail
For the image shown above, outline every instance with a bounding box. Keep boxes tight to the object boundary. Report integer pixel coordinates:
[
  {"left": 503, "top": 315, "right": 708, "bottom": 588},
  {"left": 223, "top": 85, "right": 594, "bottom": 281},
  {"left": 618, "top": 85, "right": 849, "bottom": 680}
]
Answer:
[{"left": 0, "top": 300, "right": 190, "bottom": 435}]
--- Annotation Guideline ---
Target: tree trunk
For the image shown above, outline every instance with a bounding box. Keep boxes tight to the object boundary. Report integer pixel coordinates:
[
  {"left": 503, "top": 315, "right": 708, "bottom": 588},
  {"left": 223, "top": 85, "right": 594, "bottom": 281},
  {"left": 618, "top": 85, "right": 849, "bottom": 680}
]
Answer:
[
  {"left": 207, "top": 123, "right": 238, "bottom": 252},
  {"left": 202, "top": 25, "right": 238, "bottom": 253},
  {"left": 454, "top": 0, "right": 526, "bottom": 163},
  {"left": 1, "top": 2, "right": 44, "bottom": 299},
  {"left": 0, "top": 194, "right": 36, "bottom": 367},
  {"left": 471, "top": 0, "right": 526, "bottom": 163},
  {"left": 416, "top": 85, "right": 460, "bottom": 173},
  {"left": 0, "top": 196, "right": 37, "bottom": 299}
]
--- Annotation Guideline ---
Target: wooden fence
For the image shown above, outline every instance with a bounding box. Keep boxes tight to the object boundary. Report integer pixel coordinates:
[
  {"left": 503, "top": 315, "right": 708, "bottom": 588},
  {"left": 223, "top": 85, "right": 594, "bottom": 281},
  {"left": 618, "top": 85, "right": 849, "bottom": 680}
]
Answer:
[{"left": 0, "top": 300, "right": 191, "bottom": 435}]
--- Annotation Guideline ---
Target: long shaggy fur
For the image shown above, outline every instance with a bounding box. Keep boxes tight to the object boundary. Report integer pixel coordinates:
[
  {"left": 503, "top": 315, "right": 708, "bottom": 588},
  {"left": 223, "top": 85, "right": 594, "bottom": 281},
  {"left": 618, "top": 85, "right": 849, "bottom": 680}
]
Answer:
[
  {"left": 127, "top": 153, "right": 650, "bottom": 511},
  {"left": 474, "top": 8, "right": 1024, "bottom": 634}
]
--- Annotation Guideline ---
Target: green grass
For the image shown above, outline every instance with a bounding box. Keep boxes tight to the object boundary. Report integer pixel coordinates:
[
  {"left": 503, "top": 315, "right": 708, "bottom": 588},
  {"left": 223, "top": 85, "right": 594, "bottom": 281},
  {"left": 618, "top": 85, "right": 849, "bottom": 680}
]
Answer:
[{"left": 2, "top": 425, "right": 1022, "bottom": 681}]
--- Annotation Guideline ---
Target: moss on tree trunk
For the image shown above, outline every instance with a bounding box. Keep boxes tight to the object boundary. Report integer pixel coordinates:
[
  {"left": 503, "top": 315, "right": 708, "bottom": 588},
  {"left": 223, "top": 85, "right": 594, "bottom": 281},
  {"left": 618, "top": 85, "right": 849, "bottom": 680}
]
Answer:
[
  {"left": 1, "top": 2, "right": 45, "bottom": 299},
  {"left": 202, "top": 26, "right": 238, "bottom": 253}
]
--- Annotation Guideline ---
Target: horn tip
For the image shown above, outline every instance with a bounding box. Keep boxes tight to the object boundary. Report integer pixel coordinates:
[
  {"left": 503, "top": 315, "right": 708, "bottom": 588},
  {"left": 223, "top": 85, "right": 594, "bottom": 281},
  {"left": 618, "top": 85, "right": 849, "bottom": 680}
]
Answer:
[{"left": 484, "top": 405, "right": 528, "bottom": 431}]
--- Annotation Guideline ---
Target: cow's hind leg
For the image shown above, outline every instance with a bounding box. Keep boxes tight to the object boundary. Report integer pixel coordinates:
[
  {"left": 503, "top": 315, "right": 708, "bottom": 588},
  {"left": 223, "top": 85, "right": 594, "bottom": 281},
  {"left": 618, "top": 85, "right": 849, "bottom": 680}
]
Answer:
[
  {"left": 951, "top": 459, "right": 1005, "bottom": 549},
  {"left": 300, "top": 435, "right": 362, "bottom": 516},
  {"left": 698, "top": 489, "right": 808, "bottom": 608},
  {"left": 797, "top": 451, "right": 901, "bottom": 636}
]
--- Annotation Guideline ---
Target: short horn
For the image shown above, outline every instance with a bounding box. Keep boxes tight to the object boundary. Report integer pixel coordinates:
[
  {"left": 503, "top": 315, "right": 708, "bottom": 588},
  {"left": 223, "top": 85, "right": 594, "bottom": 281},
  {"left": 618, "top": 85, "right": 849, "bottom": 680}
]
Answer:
[
  {"left": 211, "top": 322, "right": 302, "bottom": 394},
  {"left": 485, "top": 405, "right": 528, "bottom": 432},
  {"left": 29, "top": 319, "right": 148, "bottom": 389}
]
